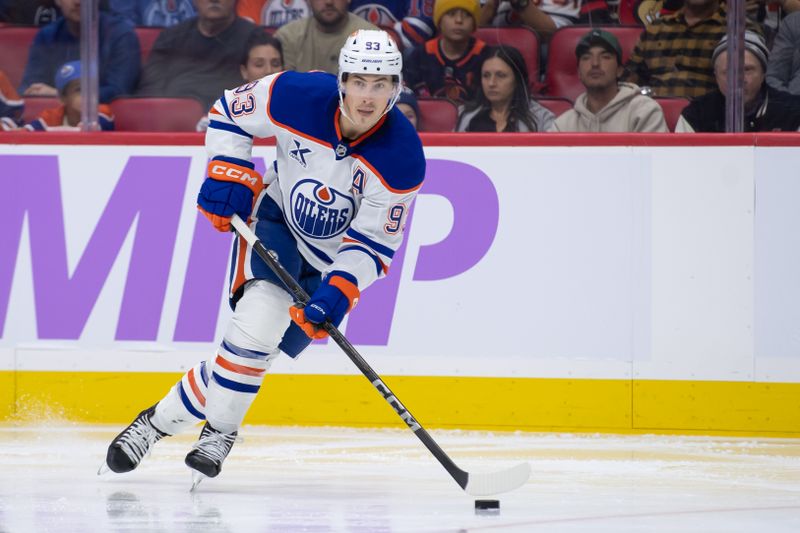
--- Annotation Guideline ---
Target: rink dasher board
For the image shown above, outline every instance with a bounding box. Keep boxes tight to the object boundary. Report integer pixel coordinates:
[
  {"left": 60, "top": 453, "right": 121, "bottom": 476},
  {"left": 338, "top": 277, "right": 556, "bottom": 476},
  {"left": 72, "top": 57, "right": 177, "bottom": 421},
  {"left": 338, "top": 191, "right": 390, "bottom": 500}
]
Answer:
[{"left": 1, "top": 135, "right": 799, "bottom": 435}]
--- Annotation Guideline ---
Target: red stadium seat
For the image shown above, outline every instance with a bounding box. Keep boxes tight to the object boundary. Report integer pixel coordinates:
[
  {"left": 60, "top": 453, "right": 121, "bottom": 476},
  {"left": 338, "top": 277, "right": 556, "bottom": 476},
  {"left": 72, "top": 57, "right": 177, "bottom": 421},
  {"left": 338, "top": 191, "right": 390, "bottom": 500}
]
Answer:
[
  {"left": 134, "top": 27, "right": 162, "bottom": 64},
  {"left": 110, "top": 97, "right": 205, "bottom": 131},
  {"left": 0, "top": 26, "right": 38, "bottom": 88},
  {"left": 21, "top": 96, "right": 60, "bottom": 123},
  {"left": 654, "top": 97, "right": 690, "bottom": 132},
  {"left": 544, "top": 25, "right": 643, "bottom": 101},
  {"left": 417, "top": 97, "right": 458, "bottom": 132},
  {"left": 476, "top": 27, "right": 539, "bottom": 91},
  {"left": 536, "top": 97, "right": 573, "bottom": 118}
]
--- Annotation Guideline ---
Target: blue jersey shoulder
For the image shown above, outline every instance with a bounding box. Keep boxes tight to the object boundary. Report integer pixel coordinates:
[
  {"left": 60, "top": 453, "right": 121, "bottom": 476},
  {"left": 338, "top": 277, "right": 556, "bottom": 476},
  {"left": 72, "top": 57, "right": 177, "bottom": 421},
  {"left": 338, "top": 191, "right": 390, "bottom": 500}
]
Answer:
[
  {"left": 357, "top": 107, "right": 425, "bottom": 192},
  {"left": 268, "top": 71, "right": 339, "bottom": 141}
]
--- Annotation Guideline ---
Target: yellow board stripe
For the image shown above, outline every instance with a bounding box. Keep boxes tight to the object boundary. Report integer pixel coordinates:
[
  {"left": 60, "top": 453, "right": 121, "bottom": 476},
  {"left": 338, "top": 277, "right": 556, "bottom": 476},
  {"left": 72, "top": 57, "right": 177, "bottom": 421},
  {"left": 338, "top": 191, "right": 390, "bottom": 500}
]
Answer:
[{"left": 1, "top": 371, "right": 798, "bottom": 437}]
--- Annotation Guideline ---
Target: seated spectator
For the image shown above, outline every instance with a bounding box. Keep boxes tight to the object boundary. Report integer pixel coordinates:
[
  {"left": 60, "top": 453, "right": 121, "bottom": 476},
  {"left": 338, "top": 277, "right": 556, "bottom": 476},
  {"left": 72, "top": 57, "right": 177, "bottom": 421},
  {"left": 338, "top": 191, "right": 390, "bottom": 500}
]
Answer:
[
  {"left": 550, "top": 29, "right": 668, "bottom": 132},
  {"left": 404, "top": 0, "right": 487, "bottom": 103},
  {"left": 350, "top": 0, "right": 435, "bottom": 48},
  {"left": 676, "top": 31, "right": 800, "bottom": 132},
  {"left": 766, "top": 11, "right": 800, "bottom": 96},
  {"left": 0, "top": 70, "right": 24, "bottom": 131},
  {"left": 275, "top": 0, "right": 377, "bottom": 74},
  {"left": 19, "top": 0, "right": 140, "bottom": 103},
  {"left": 622, "top": 0, "right": 759, "bottom": 98},
  {"left": 24, "top": 61, "right": 115, "bottom": 131},
  {"left": 0, "top": 0, "right": 60, "bottom": 26},
  {"left": 457, "top": 45, "right": 554, "bottom": 131},
  {"left": 136, "top": 0, "right": 262, "bottom": 108},
  {"left": 237, "top": 0, "right": 310, "bottom": 28},
  {"left": 109, "top": 0, "right": 196, "bottom": 27},
  {"left": 396, "top": 86, "right": 420, "bottom": 128},
  {"left": 197, "top": 32, "right": 285, "bottom": 131},
  {"left": 478, "top": 0, "right": 578, "bottom": 42}
]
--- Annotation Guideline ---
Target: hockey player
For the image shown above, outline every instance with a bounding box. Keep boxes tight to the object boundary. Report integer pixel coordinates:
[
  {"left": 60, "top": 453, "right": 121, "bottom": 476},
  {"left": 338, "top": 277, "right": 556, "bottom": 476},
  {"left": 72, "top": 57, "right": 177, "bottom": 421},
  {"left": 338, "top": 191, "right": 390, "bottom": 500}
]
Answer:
[{"left": 101, "top": 29, "right": 425, "bottom": 487}]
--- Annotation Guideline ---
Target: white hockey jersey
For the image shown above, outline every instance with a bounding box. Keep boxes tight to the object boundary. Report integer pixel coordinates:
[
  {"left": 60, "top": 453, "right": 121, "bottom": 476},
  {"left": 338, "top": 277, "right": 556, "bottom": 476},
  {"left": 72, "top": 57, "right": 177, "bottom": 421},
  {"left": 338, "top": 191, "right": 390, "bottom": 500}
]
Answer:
[{"left": 206, "top": 71, "right": 426, "bottom": 293}]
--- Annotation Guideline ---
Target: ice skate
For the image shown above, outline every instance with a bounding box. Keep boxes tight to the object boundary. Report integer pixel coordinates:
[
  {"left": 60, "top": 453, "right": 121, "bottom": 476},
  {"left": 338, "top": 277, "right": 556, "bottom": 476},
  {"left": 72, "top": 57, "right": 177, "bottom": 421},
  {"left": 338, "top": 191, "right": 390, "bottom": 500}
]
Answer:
[
  {"left": 185, "top": 422, "right": 239, "bottom": 490},
  {"left": 100, "top": 404, "right": 168, "bottom": 474}
]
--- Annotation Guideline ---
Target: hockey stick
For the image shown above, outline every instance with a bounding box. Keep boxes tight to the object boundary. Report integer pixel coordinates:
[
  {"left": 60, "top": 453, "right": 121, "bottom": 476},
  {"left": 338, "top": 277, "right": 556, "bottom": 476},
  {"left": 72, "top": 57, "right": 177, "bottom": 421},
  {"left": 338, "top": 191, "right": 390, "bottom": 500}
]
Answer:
[{"left": 230, "top": 214, "right": 531, "bottom": 496}]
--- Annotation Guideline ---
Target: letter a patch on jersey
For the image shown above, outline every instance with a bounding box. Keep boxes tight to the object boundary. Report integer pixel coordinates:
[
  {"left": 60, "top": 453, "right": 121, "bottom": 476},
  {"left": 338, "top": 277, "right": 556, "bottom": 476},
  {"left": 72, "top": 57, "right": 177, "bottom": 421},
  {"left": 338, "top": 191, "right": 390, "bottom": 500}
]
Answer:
[{"left": 289, "top": 139, "right": 311, "bottom": 168}]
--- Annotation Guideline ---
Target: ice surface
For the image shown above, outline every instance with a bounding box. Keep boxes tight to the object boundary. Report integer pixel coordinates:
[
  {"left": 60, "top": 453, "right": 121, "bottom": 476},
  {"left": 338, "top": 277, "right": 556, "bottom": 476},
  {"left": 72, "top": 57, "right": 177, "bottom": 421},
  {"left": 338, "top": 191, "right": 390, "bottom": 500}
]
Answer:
[{"left": 0, "top": 424, "right": 798, "bottom": 532}]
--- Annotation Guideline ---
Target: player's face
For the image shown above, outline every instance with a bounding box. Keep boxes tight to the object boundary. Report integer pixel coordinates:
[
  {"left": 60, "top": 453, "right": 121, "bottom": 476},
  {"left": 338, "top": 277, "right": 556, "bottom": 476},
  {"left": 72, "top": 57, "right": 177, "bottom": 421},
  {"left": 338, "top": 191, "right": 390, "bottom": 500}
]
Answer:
[
  {"left": 577, "top": 45, "right": 621, "bottom": 91},
  {"left": 396, "top": 103, "right": 418, "bottom": 129},
  {"left": 240, "top": 44, "right": 283, "bottom": 82},
  {"left": 310, "top": 0, "right": 350, "bottom": 27},
  {"left": 342, "top": 74, "right": 395, "bottom": 133},
  {"left": 439, "top": 9, "right": 475, "bottom": 43},
  {"left": 715, "top": 50, "right": 765, "bottom": 106},
  {"left": 55, "top": 0, "right": 81, "bottom": 23},
  {"left": 481, "top": 57, "right": 516, "bottom": 106},
  {"left": 193, "top": 0, "right": 237, "bottom": 21}
]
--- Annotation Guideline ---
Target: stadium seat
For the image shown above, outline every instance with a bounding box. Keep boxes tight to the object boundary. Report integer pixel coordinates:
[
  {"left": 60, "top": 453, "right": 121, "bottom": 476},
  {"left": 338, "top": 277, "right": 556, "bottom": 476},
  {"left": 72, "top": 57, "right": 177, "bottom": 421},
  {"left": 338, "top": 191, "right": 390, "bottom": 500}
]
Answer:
[
  {"left": 536, "top": 97, "right": 573, "bottom": 118},
  {"left": 0, "top": 26, "right": 38, "bottom": 88},
  {"left": 110, "top": 97, "right": 205, "bottom": 131},
  {"left": 476, "top": 27, "right": 539, "bottom": 91},
  {"left": 417, "top": 97, "right": 458, "bottom": 132},
  {"left": 134, "top": 27, "right": 162, "bottom": 64},
  {"left": 655, "top": 97, "right": 690, "bottom": 132},
  {"left": 21, "top": 96, "right": 59, "bottom": 123},
  {"left": 544, "top": 25, "right": 643, "bottom": 101}
]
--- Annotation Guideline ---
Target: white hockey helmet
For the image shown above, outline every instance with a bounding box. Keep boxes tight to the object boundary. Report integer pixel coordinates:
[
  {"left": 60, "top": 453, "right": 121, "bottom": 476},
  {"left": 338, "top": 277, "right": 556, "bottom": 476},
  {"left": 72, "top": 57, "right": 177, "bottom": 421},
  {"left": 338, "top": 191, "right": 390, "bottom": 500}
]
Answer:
[{"left": 338, "top": 30, "right": 403, "bottom": 115}]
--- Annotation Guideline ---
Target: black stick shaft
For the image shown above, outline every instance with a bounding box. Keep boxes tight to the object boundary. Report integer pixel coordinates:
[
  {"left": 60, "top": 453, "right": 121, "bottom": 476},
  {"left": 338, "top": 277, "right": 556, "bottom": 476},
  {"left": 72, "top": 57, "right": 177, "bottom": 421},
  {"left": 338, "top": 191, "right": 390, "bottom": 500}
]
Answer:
[{"left": 233, "top": 218, "right": 469, "bottom": 490}]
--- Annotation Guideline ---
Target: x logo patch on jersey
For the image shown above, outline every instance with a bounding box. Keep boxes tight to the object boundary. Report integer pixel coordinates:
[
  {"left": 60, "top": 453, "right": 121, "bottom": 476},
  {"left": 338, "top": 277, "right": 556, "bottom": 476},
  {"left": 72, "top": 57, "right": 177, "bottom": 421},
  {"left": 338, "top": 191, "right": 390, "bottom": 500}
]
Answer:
[{"left": 289, "top": 139, "right": 312, "bottom": 168}]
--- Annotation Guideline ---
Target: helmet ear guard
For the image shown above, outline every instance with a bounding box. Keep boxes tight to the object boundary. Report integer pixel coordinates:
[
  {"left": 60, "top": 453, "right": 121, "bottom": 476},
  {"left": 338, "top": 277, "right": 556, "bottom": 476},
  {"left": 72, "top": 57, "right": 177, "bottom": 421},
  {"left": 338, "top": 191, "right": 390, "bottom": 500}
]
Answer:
[{"left": 338, "top": 30, "right": 404, "bottom": 117}]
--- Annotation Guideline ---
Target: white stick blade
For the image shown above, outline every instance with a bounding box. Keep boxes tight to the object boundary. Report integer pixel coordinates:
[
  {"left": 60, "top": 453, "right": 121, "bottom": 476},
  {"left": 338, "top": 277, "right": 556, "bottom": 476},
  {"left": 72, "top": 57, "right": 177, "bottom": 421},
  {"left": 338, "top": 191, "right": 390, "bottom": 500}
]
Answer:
[{"left": 464, "top": 462, "right": 531, "bottom": 496}]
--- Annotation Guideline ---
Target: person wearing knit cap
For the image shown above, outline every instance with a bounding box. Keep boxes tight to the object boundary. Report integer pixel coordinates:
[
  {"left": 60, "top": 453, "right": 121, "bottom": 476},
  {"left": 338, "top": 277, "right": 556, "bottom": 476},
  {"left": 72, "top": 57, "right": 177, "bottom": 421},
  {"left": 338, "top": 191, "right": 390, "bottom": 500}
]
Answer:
[
  {"left": 402, "top": 0, "right": 489, "bottom": 103},
  {"left": 396, "top": 86, "right": 421, "bottom": 129},
  {"left": 676, "top": 30, "right": 800, "bottom": 132}
]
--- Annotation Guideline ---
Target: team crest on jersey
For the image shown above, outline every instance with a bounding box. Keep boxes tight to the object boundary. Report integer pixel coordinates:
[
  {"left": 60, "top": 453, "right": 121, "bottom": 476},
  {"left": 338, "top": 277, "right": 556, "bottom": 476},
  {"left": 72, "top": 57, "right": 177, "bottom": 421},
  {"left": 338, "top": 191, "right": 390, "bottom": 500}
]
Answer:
[
  {"left": 289, "top": 139, "right": 312, "bottom": 168},
  {"left": 290, "top": 179, "right": 355, "bottom": 239}
]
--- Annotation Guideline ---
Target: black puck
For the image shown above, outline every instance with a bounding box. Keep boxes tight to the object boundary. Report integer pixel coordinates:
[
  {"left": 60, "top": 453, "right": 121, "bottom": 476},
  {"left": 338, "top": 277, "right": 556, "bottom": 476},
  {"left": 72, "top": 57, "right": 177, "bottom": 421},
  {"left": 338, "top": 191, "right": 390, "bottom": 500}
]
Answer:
[{"left": 474, "top": 499, "right": 500, "bottom": 514}]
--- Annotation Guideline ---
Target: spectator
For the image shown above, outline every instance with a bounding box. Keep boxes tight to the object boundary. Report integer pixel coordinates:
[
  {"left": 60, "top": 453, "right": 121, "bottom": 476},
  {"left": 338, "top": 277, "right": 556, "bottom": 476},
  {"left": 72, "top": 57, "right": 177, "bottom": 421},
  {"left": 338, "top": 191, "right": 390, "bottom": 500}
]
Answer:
[
  {"left": 197, "top": 32, "right": 285, "bottom": 131},
  {"left": 766, "top": 11, "right": 800, "bottom": 95},
  {"left": 396, "top": 86, "right": 420, "bottom": 128},
  {"left": 350, "top": 0, "right": 435, "bottom": 48},
  {"left": 110, "top": 0, "right": 196, "bottom": 27},
  {"left": 237, "top": 0, "right": 310, "bottom": 28},
  {"left": 404, "top": 0, "right": 487, "bottom": 103},
  {"left": 19, "top": 0, "right": 140, "bottom": 103},
  {"left": 622, "top": 0, "right": 759, "bottom": 98},
  {"left": 0, "top": 70, "right": 24, "bottom": 131},
  {"left": 478, "top": 0, "right": 578, "bottom": 42},
  {"left": 457, "top": 45, "right": 554, "bottom": 131},
  {"left": 0, "top": 0, "right": 60, "bottom": 25},
  {"left": 24, "top": 61, "right": 115, "bottom": 131},
  {"left": 275, "top": 0, "right": 377, "bottom": 74},
  {"left": 550, "top": 29, "right": 668, "bottom": 132},
  {"left": 676, "top": 31, "right": 800, "bottom": 131},
  {"left": 136, "top": 0, "right": 262, "bottom": 108}
]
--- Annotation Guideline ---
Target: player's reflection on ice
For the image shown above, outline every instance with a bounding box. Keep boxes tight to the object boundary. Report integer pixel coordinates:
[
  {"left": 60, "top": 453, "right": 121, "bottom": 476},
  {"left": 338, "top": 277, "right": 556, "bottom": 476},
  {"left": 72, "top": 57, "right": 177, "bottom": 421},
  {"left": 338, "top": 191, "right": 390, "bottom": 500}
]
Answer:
[{"left": 104, "top": 488, "right": 393, "bottom": 532}]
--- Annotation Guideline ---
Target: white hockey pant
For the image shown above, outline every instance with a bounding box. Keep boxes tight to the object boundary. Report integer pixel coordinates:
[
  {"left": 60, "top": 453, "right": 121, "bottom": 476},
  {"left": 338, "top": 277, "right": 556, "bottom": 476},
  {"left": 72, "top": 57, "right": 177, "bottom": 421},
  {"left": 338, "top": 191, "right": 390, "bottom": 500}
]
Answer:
[{"left": 152, "top": 280, "right": 293, "bottom": 435}]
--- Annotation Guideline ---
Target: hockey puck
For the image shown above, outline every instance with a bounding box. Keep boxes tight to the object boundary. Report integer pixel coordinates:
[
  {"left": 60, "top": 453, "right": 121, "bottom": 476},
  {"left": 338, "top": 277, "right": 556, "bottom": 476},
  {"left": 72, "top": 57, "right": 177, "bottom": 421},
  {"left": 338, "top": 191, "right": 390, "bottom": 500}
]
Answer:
[{"left": 474, "top": 499, "right": 500, "bottom": 515}]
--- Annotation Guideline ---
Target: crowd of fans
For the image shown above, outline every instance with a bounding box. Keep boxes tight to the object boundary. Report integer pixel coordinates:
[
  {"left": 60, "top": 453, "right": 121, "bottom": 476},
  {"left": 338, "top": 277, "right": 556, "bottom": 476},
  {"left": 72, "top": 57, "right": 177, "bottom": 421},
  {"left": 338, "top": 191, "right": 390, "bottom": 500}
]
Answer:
[{"left": 1, "top": 0, "right": 799, "bottom": 132}]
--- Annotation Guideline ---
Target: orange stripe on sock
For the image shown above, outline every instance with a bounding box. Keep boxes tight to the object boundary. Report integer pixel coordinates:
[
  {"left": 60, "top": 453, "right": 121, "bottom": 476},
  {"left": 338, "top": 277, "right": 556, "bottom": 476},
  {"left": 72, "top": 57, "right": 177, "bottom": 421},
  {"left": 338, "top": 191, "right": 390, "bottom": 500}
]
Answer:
[
  {"left": 187, "top": 368, "right": 206, "bottom": 406},
  {"left": 215, "top": 354, "right": 265, "bottom": 377}
]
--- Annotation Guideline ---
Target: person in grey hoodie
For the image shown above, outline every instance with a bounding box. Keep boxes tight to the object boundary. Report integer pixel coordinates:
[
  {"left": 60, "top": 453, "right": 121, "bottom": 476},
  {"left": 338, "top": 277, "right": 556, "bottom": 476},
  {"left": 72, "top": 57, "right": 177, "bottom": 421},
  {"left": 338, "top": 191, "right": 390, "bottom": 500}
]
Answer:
[{"left": 549, "top": 29, "right": 667, "bottom": 133}]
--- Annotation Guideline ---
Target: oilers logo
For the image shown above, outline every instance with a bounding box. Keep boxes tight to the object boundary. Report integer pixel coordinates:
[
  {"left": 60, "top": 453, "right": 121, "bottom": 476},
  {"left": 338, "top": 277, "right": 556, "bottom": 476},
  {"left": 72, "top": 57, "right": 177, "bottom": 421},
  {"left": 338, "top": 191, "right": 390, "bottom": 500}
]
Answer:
[{"left": 290, "top": 179, "right": 354, "bottom": 239}]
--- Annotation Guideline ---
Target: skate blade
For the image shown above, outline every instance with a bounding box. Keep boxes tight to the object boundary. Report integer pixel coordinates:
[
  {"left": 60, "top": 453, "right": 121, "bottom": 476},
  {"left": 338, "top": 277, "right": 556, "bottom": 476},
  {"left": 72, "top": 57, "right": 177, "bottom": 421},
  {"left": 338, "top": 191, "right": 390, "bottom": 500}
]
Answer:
[
  {"left": 190, "top": 470, "right": 206, "bottom": 492},
  {"left": 97, "top": 462, "right": 111, "bottom": 476}
]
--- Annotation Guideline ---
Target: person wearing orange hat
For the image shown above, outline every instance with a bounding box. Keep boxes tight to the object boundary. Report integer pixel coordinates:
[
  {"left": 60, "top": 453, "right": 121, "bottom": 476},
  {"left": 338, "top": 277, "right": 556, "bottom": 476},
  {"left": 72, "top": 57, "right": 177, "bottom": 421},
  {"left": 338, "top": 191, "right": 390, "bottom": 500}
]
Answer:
[{"left": 402, "top": 0, "right": 488, "bottom": 104}]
